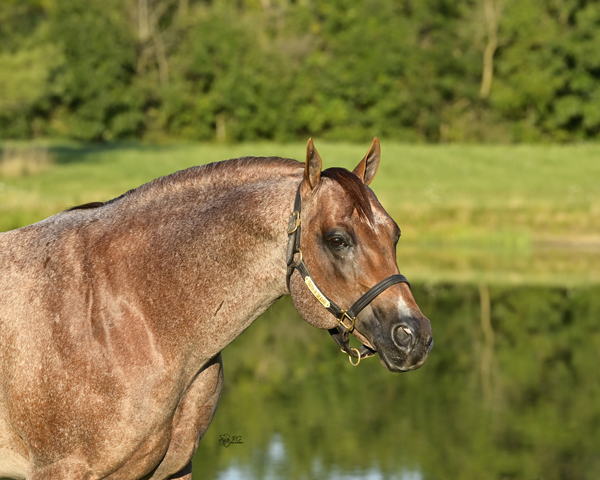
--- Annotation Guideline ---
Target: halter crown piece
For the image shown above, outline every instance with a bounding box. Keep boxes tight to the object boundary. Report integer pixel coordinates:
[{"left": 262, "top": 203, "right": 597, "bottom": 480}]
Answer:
[{"left": 286, "top": 183, "right": 411, "bottom": 366}]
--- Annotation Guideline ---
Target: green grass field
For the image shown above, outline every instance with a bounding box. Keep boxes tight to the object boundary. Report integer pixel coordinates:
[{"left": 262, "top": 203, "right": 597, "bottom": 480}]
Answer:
[{"left": 1, "top": 141, "right": 599, "bottom": 285}]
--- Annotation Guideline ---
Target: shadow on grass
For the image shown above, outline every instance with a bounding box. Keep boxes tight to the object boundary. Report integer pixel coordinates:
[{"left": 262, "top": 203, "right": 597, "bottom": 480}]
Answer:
[
  {"left": 48, "top": 142, "right": 181, "bottom": 165},
  {"left": 0, "top": 141, "right": 183, "bottom": 166}
]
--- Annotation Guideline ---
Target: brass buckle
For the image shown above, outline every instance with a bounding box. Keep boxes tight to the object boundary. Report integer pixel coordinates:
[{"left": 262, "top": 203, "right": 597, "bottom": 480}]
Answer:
[
  {"left": 337, "top": 310, "right": 355, "bottom": 333},
  {"left": 287, "top": 211, "right": 300, "bottom": 234}
]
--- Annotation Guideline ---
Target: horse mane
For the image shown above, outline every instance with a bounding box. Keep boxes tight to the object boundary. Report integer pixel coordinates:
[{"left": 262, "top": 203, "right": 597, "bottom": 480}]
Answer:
[
  {"left": 68, "top": 202, "right": 107, "bottom": 211},
  {"left": 67, "top": 156, "right": 301, "bottom": 211},
  {"left": 67, "top": 157, "right": 374, "bottom": 224}
]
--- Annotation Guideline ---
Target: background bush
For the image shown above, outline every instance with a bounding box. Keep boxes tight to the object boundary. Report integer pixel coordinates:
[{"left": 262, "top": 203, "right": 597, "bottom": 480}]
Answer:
[{"left": 1, "top": 0, "right": 599, "bottom": 142}]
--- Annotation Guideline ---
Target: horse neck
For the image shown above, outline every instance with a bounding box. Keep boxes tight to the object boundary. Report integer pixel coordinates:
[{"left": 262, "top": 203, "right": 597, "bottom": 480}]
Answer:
[{"left": 104, "top": 166, "right": 301, "bottom": 364}]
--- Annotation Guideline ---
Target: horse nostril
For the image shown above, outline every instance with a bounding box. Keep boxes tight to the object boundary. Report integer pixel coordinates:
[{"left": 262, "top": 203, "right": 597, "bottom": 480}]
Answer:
[{"left": 393, "top": 324, "right": 415, "bottom": 351}]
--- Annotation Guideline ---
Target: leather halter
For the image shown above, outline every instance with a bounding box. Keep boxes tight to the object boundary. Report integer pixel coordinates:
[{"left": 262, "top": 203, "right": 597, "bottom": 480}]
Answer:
[{"left": 286, "top": 183, "right": 411, "bottom": 365}]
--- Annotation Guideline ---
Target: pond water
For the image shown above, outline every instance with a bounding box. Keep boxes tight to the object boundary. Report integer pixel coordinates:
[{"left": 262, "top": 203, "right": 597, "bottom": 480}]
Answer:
[{"left": 193, "top": 283, "right": 600, "bottom": 480}]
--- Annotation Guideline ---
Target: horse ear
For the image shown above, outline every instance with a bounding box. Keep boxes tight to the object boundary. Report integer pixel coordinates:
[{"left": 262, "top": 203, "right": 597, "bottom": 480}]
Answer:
[
  {"left": 353, "top": 137, "right": 381, "bottom": 185},
  {"left": 303, "top": 138, "right": 322, "bottom": 193}
]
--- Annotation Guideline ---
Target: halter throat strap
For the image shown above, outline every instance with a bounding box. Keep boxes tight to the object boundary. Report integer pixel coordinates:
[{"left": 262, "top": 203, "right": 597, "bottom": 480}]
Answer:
[{"left": 286, "top": 183, "right": 411, "bottom": 361}]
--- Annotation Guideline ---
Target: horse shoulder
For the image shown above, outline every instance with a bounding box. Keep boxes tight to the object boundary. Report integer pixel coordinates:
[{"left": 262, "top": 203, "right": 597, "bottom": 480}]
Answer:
[{"left": 0, "top": 214, "right": 191, "bottom": 477}]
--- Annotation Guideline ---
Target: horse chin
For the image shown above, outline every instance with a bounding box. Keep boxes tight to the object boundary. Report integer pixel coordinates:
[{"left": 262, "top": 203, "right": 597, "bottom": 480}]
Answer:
[{"left": 376, "top": 347, "right": 429, "bottom": 373}]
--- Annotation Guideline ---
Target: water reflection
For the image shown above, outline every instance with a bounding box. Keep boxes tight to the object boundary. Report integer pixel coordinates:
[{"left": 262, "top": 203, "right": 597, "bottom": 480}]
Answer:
[
  {"left": 215, "top": 461, "right": 423, "bottom": 480},
  {"left": 194, "top": 284, "right": 600, "bottom": 480},
  {"left": 214, "top": 432, "right": 424, "bottom": 480}
]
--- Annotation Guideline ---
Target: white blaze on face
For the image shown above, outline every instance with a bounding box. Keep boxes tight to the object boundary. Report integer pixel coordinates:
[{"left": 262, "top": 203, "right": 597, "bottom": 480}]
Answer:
[{"left": 397, "top": 296, "right": 415, "bottom": 319}]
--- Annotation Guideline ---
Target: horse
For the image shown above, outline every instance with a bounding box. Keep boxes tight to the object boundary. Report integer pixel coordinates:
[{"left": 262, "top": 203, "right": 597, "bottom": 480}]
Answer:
[{"left": 0, "top": 138, "right": 432, "bottom": 480}]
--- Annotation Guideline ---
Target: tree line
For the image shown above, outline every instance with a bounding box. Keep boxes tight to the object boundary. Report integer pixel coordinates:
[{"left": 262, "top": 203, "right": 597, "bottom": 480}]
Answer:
[{"left": 1, "top": 0, "right": 599, "bottom": 143}]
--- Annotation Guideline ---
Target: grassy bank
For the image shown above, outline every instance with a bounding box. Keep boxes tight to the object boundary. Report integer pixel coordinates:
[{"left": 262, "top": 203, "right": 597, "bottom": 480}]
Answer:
[{"left": 1, "top": 141, "right": 598, "bottom": 285}]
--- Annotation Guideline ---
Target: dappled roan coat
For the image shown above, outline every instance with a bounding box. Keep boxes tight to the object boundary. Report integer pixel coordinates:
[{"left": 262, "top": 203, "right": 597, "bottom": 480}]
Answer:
[{"left": 0, "top": 140, "right": 432, "bottom": 479}]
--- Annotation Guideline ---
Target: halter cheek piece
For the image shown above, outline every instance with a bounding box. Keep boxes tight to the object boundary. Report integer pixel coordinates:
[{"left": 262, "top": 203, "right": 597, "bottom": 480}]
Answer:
[{"left": 286, "top": 184, "right": 411, "bottom": 366}]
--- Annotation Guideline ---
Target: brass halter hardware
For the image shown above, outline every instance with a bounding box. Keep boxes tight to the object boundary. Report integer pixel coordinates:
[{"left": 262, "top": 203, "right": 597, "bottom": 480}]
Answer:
[
  {"left": 287, "top": 211, "right": 301, "bottom": 235},
  {"left": 349, "top": 348, "right": 361, "bottom": 366},
  {"left": 338, "top": 310, "right": 356, "bottom": 333}
]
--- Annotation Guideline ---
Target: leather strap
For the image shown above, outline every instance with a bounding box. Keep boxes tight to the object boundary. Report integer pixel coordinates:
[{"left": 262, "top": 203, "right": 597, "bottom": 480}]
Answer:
[
  {"left": 286, "top": 187, "right": 303, "bottom": 280},
  {"left": 293, "top": 261, "right": 409, "bottom": 326},
  {"left": 347, "top": 274, "right": 410, "bottom": 319}
]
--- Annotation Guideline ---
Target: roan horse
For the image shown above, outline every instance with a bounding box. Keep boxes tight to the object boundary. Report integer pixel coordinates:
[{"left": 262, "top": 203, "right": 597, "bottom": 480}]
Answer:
[{"left": 0, "top": 139, "right": 432, "bottom": 479}]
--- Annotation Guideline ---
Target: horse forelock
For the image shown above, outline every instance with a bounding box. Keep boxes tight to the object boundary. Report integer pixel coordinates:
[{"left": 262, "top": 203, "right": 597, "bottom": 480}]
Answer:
[{"left": 320, "top": 167, "right": 374, "bottom": 224}]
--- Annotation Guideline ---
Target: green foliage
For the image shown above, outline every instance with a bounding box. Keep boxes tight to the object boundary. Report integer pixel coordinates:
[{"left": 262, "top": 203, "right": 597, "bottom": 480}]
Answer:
[
  {"left": 159, "top": 8, "right": 292, "bottom": 141},
  {"left": 0, "top": 45, "right": 64, "bottom": 137},
  {"left": 491, "top": 0, "right": 600, "bottom": 141},
  {"left": 45, "top": 0, "right": 143, "bottom": 140},
  {"left": 1, "top": 0, "right": 600, "bottom": 142}
]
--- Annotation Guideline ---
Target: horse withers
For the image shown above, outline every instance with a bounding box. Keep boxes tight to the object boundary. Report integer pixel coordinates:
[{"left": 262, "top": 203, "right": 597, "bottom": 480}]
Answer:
[{"left": 0, "top": 139, "right": 432, "bottom": 480}]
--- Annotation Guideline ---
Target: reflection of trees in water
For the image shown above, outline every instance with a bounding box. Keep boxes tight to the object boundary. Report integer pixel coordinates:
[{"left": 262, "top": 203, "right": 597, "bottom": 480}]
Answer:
[
  {"left": 195, "top": 285, "right": 600, "bottom": 480},
  {"left": 479, "top": 283, "right": 497, "bottom": 406}
]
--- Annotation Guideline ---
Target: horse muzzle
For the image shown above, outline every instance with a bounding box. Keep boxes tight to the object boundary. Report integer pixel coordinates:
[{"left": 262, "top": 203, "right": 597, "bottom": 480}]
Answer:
[{"left": 374, "top": 313, "right": 433, "bottom": 373}]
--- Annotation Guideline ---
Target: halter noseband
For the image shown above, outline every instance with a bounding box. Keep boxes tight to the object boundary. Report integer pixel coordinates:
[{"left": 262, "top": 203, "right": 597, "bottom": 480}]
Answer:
[{"left": 286, "top": 183, "right": 411, "bottom": 366}]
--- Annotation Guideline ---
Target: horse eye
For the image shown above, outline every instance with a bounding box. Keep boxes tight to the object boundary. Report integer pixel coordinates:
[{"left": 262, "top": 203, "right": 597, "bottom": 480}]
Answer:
[{"left": 327, "top": 236, "right": 346, "bottom": 248}]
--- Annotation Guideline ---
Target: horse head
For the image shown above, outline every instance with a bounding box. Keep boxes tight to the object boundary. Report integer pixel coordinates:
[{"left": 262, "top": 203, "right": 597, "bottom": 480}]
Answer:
[{"left": 288, "top": 138, "right": 433, "bottom": 372}]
